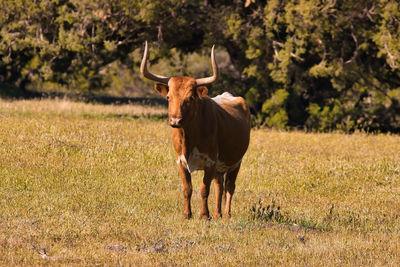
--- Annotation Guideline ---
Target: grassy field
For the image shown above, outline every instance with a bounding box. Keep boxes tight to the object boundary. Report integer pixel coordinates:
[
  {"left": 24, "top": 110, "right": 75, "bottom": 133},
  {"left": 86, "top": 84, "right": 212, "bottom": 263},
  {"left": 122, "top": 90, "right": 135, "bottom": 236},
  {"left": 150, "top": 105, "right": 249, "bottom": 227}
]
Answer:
[{"left": 0, "top": 98, "right": 399, "bottom": 266}]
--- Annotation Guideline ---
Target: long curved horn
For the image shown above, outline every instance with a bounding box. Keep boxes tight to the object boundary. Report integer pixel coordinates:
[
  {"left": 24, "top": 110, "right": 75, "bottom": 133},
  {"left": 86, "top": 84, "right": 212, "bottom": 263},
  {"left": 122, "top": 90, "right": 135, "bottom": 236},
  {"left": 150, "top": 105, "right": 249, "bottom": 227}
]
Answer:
[
  {"left": 140, "top": 41, "right": 170, "bottom": 84},
  {"left": 196, "top": 45, "right": 219, "bottom": 86}
]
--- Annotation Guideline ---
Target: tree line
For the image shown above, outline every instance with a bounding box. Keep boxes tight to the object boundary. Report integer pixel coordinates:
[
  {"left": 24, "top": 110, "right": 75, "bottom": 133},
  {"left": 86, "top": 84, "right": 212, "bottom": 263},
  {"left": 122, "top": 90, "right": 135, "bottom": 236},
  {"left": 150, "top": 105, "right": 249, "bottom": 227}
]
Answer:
[{"left": 1, "top": 0, "right": 399, "bottom": 132}]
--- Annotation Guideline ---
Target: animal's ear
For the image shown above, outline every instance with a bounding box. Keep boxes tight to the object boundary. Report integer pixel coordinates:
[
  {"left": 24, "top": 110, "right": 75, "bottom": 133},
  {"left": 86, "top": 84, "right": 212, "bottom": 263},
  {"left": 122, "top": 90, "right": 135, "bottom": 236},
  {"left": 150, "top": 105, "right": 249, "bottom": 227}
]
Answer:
[
  {"left": 154, "top": 83, "right": 169, "bottom": 97},
  {"left": 196, "top": 86, "right": 208, "bottom": 98}
]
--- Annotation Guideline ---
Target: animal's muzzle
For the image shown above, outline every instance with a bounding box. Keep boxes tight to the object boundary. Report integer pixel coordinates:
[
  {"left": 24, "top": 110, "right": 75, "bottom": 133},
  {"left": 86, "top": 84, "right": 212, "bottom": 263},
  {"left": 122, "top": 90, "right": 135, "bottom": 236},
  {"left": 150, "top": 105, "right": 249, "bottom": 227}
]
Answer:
[{"left": 169, "top": 117, "right": 183, "bottom": 128}]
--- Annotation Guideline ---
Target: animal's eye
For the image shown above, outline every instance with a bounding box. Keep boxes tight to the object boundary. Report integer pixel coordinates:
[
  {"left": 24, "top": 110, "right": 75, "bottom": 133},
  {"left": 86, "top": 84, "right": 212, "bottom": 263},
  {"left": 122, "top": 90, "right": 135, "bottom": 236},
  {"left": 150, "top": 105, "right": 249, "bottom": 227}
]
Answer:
[{"left": 166, "top": 95, "right": 171, "bottom": 101}]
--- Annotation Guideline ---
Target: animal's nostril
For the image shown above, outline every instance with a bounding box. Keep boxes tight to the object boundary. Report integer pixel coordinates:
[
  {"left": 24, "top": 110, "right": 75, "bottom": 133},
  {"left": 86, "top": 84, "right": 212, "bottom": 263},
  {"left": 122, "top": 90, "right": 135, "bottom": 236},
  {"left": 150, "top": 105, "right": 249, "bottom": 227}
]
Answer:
[{"left": 170, "top": 117, "right": 183, "bottom": 126}]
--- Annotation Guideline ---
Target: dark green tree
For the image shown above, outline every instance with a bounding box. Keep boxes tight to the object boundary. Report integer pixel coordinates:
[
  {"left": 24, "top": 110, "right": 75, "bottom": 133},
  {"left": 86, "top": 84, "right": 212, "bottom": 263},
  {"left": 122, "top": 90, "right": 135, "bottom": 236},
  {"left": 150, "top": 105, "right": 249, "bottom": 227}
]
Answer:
[
  {"left": 204, "top": 0, "right": 400, "bottom": 132},
  {"left": 1, "top": 0, "right": 399, "bottom": 132}
]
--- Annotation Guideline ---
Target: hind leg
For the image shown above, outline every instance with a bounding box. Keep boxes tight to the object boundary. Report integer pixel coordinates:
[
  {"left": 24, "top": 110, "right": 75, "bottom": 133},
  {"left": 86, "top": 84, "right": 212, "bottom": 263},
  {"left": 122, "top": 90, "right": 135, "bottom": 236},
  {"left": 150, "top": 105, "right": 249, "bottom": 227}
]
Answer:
[
  {"left": 224, "top": 164, "right": 241, "bottom": 217},
  {"left": 213, "top": 173, "right": 224, "bottom": 218},
  {"left": 200, "top": 169, "right": 214, "bottom": 220}
]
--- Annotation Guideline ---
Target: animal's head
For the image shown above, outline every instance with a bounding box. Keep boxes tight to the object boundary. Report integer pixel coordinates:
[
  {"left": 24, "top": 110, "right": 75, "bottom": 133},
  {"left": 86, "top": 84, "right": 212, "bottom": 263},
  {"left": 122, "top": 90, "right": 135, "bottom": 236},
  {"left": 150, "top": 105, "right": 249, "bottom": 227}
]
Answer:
[{"left": 140, "top": 41, "right": 218, "bottom": 128}]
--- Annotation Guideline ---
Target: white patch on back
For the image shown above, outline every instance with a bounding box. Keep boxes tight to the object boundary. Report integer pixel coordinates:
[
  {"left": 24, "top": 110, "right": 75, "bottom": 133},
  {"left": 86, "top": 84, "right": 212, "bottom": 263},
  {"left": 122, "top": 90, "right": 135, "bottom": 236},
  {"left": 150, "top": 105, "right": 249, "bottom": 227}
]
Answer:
[
  {"left": 212, "top": 92, "right": 236, "bottom": 105},
  {"left": 177, "top": 147, "right": 215, "bottom": 173}
]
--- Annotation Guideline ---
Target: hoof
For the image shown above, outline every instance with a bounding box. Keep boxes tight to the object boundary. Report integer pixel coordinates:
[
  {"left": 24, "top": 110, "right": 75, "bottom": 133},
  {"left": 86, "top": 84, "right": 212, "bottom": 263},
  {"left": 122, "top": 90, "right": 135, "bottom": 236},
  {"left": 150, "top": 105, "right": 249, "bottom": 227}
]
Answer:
[
  {"left": 214, "top": 213, "right": 222, "bottom": 219},
  {"left": 183, "top": 213, "right": 193, "bottom": 219},
  {"left": 224, "top": 214, "right": 232, "bottom": 219},
  {"left": 200, "top": 213, "right": 211, "bottom": 220}
]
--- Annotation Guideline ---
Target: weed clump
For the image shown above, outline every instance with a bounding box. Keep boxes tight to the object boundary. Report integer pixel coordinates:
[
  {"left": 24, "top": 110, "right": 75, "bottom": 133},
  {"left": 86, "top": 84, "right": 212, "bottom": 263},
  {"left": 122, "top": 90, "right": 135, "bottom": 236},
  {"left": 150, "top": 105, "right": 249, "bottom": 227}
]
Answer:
[
  {"left": 250, "top": 199, "right": 285, "bottom": 223},
  {"left": 249, "top": 199, "right": 323, "bottom": 231}
]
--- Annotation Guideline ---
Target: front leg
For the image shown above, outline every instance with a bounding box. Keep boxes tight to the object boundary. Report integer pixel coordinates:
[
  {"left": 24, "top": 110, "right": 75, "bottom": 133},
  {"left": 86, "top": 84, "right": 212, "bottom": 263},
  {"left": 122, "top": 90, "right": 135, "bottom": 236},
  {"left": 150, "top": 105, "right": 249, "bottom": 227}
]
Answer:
[
  {"left": 200, "top": 169, "right": 214, "bottom": 220},
  {"left": 178, "top": 163, "right": 192, "bottom": 219}
]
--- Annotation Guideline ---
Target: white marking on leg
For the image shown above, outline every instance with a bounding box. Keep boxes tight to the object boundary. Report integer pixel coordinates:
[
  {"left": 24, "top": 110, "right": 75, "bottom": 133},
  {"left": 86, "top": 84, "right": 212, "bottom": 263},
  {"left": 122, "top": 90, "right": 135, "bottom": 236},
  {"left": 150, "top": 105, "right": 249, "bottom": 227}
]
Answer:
[{"left": 177, "top": 154, "right": 189, "bottom": 170}]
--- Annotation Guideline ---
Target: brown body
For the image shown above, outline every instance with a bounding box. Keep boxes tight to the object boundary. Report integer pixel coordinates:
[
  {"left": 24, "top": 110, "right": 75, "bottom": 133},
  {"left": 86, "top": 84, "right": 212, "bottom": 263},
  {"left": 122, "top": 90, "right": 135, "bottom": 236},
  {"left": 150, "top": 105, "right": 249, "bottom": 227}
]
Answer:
[{"left": 141, "top": 42, "right": 251, "bottom": 219}]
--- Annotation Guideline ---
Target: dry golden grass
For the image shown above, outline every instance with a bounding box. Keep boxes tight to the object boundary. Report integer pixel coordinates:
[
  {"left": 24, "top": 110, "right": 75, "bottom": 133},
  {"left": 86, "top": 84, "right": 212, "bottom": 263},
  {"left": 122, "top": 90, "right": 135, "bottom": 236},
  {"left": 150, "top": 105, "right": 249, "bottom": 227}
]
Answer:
[
  {"left": 0, "top": 98, "right": 399, "bottom": 265},
  {"left": 0, "top": 98, "right": 167, "bottom": 117}
]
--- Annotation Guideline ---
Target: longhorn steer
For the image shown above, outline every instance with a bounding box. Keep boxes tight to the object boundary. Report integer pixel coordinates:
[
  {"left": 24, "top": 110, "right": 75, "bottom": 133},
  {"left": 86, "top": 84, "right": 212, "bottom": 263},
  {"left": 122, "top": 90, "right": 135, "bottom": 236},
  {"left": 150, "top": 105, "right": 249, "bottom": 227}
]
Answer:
[{"left": 140, "top": 42, "right": 250, "bottom": 219}]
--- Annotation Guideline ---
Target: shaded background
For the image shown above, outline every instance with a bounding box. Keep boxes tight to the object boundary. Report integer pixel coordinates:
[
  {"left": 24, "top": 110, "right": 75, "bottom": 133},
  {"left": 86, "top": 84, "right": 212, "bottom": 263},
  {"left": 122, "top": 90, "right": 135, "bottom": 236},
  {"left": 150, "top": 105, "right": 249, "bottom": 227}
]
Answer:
[{"left": 0, "top": 0, "right": 399, "bottom": 132}]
